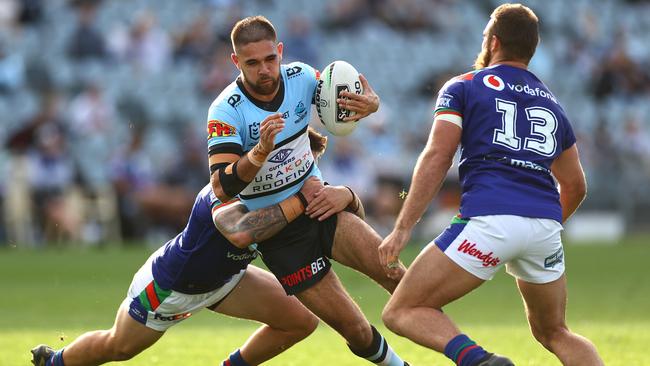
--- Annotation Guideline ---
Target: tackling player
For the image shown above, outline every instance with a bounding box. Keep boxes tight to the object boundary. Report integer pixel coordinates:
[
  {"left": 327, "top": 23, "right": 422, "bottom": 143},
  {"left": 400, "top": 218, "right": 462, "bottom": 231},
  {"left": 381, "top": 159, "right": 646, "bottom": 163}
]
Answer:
[
  {"left": 29, "top": 127, "right": 356, "bottom": 366},
  {"left": 378, "top": 4, "right": 604, "bottom": 366},
  {"left": 207, "top": 16, "right": 409, "bottom": 366}
]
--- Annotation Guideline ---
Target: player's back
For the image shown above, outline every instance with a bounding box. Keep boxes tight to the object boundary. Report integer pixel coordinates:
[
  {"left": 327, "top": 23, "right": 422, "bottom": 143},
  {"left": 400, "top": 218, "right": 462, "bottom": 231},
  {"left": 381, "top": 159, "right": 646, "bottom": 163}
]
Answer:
[
  {"left": 151, "top": 184, "right": 256, "bottom": 294},
  {"left": 435, "top": 64, "right": 576, "bottom": 222}
]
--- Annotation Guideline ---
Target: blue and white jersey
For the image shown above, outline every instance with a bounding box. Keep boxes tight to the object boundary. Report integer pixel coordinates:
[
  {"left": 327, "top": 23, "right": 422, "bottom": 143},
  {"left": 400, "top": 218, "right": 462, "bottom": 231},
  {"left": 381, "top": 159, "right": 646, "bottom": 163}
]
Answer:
[
  {"left": 433, "top": 64, "right": 576, "bottom": 223},
  {"left": 151, "top": 184, "right": 257, "bottom": 294},
  {"left": 206, "top": 62, "right": 322, "bottom": 210}
]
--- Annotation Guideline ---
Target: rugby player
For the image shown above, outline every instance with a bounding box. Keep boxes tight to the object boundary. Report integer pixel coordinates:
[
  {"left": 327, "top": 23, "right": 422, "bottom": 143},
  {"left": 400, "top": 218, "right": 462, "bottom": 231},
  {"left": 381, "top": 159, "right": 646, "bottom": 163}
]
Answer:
[
  {"left": 378, "top": 4, "right": 604, "bottom": 366},
  {"left": 30, "top": 127, "right": 357, "bottom": 366},
  {"left": 207, "top": 16, "right": 409, "bottom": 366}
]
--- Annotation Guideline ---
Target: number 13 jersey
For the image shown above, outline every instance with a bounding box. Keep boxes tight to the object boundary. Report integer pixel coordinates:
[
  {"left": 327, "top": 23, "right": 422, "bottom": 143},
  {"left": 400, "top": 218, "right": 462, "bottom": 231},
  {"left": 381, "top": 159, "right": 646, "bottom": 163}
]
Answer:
[{"left": 433, "top": 64, "right": 576, "bottom": 222}]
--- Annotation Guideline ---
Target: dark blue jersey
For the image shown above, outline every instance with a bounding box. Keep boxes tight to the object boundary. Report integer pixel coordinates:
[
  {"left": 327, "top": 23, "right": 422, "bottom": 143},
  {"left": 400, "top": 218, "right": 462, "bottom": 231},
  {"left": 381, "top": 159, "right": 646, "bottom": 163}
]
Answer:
[
  {"left": 151, "top": 184, "right": 257, "bottom": 294},
  {"left": 433, "top": 64, "right": 576, "bottom": 222}
]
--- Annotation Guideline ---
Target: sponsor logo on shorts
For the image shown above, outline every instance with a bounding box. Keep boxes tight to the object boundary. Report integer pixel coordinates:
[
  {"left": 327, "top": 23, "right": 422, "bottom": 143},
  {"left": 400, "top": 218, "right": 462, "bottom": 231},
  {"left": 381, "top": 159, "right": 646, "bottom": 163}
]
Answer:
[
  {"left": 280, "top": 257, "right": 328, "bottom": 288},
  {"left": 207, "top": 120, "right": 236, "bottom": 138},
  {"left": 226, "top": 251, "right": 257, "bottom": 261},
  {"left": 153, "top": 312, "right": 192, "bottom": 322},
  {"left": 457, "top": 239, "right": 501, "bottom": 267},
  {"left": 544, "top": 247, "right": 564, "bottom": 268}
]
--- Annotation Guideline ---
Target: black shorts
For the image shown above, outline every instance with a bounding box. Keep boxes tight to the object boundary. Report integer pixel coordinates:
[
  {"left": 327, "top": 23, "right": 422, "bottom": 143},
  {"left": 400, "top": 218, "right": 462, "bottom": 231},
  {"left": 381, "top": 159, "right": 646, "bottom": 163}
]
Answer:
[{"left": 258, "top": 213, "right": 338, "bottom": 295}]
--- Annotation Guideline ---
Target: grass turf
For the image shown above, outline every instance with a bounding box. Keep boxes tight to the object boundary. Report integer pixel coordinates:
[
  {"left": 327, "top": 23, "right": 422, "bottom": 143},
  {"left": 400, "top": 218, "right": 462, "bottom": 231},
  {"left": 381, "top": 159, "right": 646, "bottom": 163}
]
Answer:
[{"left": 1, "top": 238, "right": 647, "bottom": 365}]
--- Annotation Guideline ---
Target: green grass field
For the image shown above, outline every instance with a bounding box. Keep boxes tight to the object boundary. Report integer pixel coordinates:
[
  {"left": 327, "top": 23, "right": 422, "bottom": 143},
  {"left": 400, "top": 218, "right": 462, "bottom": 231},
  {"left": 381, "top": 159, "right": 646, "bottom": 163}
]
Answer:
[{"left": 2, "top": 238, "right": 648, "bottom": 366}]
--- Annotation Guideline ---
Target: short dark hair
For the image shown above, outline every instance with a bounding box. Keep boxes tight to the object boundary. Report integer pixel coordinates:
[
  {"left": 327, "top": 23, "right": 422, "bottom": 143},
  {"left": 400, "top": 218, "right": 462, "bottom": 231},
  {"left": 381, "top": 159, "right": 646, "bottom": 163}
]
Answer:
[
  {"left": 489, "top": 3, "right": 539, "bottom": 63},
  {"left": 308, "top": 127, "right": 328, "bottom": 158},
  {"left": 231, "top": 15, "right": 277, "bottom": 51}
]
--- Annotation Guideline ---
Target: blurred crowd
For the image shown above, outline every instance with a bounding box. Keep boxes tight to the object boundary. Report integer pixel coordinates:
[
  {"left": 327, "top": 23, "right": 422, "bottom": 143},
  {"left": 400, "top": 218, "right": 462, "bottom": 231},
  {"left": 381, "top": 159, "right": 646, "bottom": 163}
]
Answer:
[{"left": 1, "top": 0, "right": 649, "bottom": 246}]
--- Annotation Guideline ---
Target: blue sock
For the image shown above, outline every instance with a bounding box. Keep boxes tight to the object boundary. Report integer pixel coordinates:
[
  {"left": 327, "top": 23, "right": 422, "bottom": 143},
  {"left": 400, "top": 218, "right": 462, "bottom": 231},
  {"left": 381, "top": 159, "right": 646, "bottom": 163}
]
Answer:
[
  {"left": 49, "top": 349, "right": 65, "bottom": 366},
  {"left": 222, "top": 349, "right": 250, "bottom": 366},
  {"left": 444, "top": 334, "right": 488, "bottom": 366}
]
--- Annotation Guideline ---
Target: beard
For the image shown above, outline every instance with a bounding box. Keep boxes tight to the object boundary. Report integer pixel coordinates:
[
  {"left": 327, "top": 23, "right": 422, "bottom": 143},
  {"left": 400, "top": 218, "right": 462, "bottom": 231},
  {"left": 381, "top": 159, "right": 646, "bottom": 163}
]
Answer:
[
  {"left": 244, "top": 74, "right": 280, "bottom": 96},
  {"left": 473, "top": 46, "right": 492, "bottom": 70}
]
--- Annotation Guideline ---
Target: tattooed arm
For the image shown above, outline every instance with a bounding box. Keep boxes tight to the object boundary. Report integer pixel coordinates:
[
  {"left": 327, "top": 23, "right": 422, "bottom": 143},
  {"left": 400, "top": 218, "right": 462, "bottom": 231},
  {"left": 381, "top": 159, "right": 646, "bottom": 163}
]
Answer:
[
  {"left": 213, "top": 202, "right": 290, "bottom": 248},
  {"left": 212, "top": 177, "right": 322, "bottom": 248}
]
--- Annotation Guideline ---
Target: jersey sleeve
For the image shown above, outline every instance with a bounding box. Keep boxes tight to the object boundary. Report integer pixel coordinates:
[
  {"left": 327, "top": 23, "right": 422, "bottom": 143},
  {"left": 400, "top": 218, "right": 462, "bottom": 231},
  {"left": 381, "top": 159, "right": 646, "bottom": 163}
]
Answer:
[
  {"left": 559, "top": 113, "right": 577, "bottom": 152},
  {"left": 287, "top": 62, "right": 319, "bottom": 104},
  {"left": 206, "top": 101, "right": 244, "bottom": 155},
  {"left": 433, "top": 77, "right": 466, "bottom": 128}
]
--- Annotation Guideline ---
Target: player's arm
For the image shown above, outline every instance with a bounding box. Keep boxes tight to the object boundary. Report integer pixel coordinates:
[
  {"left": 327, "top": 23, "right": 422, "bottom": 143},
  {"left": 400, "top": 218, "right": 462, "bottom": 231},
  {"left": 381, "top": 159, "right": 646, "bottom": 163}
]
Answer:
[
  {"left": 338, "top": 74, "right": 380, "bottom": 122},
  {"left": 305, "top": 185, "right": 366, "bottom": 221},
  {"left": 550, "top": 143, "right": 587, "bottom": 223},
  {"left": 379, "top": 119, "right": 461, "bottom": 274},
  {"left": 212, "top": 177, "right": 321, "bottom": 248},
  {"left": 210, "top": 113, "right": 284, "bottom": 202}
]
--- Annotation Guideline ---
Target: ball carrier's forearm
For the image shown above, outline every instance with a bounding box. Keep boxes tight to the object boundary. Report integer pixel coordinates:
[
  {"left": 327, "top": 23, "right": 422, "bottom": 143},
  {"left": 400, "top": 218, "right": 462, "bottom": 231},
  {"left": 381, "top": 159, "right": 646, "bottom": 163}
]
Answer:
[
  {"left": 210, "top": 113, "right": 284, "bottom": 202},
  {"left": 210, "top": 144, "right": 271, "bottom": 202}
]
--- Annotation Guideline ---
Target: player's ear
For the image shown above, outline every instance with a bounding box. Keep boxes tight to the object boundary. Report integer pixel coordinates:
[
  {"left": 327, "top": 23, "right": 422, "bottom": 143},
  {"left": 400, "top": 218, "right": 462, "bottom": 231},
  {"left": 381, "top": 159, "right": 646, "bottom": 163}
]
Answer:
[
  {"left": 277, "top": 42, "right": 284, "bottom": 59},
  {"left": 231, "top": 53, "right": 240, "bottom": 70},
  {"left": 490, "top": 35, "right": 500, "bottom": 53}
]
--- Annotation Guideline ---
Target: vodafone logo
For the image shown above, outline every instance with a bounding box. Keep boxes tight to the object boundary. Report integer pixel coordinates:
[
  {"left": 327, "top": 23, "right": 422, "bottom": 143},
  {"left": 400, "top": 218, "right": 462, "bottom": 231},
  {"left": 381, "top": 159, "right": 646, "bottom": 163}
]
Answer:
[{"left": 483, "top": 74, "right": 505, "bottom": 91}]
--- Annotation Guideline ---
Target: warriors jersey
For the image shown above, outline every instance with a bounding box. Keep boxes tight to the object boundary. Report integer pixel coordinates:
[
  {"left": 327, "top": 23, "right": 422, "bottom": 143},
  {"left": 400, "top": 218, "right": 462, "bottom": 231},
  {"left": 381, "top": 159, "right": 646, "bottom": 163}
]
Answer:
[
  {"left": 206, "top": 62, "right": 322, "bottom": 210},
  {"left": 433, "top": 64, "right": 576, "bottom": 223},
  {"left": 151, "top": 184, "right": 257, "bottom": 294}
]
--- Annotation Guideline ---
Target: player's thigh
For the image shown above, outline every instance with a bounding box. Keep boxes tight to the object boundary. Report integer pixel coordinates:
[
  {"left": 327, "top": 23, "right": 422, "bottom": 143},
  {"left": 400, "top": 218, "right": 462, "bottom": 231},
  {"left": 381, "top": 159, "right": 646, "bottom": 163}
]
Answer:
[
  {"left": 110, "top": 304, "right": 164, "bottom": 353},
  {"left": 516, "top": 275, "right": 568, "bottom": 332},
  {"left": 388, "top": 243, "right": 484, "bottom": 310},
  {"left": 212, "top": 265, "right": 316, "bottom": 328},
  {"left": 295, "top": 269, "right": 368, "bottom": 330},
  {"left": 331, "top": 212, "right": 401, "bottom": 291}
]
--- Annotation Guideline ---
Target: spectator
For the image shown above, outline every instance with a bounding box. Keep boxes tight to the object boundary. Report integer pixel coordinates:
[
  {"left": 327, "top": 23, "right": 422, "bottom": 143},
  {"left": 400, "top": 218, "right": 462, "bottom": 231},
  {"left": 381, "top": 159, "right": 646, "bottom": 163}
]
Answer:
[
  {"left": 0, "top": 40, "right": 24, "bottom": 94},
  {"left": 67, "top": 1, "right": 108, "bottom": 61},
  {"left": 173, "top": 13, "right": 213, "bottom": 63},
  {"left": 109, "top": 11, "right": 171, "bottom": 73},
  {"left": 283, "top": 16, "right": 319, "bottom": 66}
]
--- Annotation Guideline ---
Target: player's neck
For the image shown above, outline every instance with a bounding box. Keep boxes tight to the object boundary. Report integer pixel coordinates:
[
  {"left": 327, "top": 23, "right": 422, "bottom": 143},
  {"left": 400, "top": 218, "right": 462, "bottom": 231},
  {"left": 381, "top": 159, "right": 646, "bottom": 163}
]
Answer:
[{"left": 488, "top": 58, "right": 528, "bottom": 70}]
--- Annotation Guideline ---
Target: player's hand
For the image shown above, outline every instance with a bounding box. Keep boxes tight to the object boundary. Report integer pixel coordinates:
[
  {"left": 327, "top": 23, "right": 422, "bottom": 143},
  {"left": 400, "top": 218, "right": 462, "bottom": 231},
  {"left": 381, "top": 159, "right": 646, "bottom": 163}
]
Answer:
[
  {"left": 257, "top": 113, "right": 285, "bottom": 154},
  {"left": 299, "top": 176, "right": 324, "bottom": 203},
  {"left": 337, "top": 74, "right": 379, "bottom": 122},
  {"left": 378, "top": 228, "right": 411, "bottom": 280},
  {"left": 306, "top": 185, "right": 352, "bottom": 221}
]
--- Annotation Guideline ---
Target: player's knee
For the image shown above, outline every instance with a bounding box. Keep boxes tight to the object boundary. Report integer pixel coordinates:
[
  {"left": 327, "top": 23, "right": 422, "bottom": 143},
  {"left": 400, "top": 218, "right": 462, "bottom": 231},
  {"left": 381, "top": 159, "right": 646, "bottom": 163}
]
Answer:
[
  {"left": 530, "top": 322, "right": 569, "bottom": 350},
  {"left": 381, "top": 303, "right": 403, "bottom": 335},
  {"left": 291, "top": 313, "right": 319, "bottom": 340},
  {"left": 109, "top": 339, "right": 143, "bottom": 361}
]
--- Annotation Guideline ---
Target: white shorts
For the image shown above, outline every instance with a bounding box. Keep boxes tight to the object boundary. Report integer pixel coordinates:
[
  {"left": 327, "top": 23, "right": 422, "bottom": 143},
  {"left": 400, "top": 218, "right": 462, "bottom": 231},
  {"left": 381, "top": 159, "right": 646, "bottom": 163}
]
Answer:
[
  {"left": 122, "top": 251, "right": 246, "bottom": 331},
  {"left": 432, "top": 215, "right": 565, "bottom": 284}
]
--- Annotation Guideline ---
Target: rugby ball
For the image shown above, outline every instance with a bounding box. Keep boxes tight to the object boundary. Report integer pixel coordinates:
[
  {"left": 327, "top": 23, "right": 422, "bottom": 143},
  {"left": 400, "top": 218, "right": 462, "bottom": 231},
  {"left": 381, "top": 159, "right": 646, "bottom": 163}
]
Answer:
[{"left": 315, "top": 60, "right": 363, "bottom": 136}]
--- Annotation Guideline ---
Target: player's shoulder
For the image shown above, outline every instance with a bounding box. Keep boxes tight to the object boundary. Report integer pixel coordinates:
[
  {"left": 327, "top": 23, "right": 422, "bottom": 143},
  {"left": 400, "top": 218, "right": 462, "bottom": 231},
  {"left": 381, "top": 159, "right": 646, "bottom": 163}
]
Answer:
[
  {"left": 210, "top": 80, "right": 245, "bottom": 112},
  {"left": 439, "top": 69, "right": 481, "bottom": 92},
  {"left": 283, "top": 61, "right": 318, "bottom": 81}
]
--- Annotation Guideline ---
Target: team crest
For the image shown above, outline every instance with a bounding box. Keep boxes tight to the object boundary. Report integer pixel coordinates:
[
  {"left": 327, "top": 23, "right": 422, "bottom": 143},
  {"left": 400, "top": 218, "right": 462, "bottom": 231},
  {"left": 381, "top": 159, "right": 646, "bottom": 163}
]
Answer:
[
  {"left": 483, "top": 74, "right": 505, "bottom": 91},
  {"left": 207, "top": 120, "right": 237, "bottom": 138}
]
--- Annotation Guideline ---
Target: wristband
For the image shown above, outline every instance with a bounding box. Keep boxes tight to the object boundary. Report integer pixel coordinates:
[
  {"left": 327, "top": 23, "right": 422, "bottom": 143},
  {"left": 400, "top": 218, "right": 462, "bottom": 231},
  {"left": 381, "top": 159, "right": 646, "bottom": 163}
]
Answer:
[
  {"left": 279, "top": 195, "right": 305, "bottom": 223},
  {"left": 345, "top": 186, "right": 360, "bottom": 212},
  {"left": 295, "top": 191, "right": 309, "bottom": 208},
  {"left": 248, "top": 145, "right": 269, "bottom": 167}
]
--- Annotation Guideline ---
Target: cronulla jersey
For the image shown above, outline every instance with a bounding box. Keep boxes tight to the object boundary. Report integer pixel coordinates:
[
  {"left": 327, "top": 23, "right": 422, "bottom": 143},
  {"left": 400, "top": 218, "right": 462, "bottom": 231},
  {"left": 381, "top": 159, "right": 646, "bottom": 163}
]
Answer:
[
  {"left": 151, "top": 184, "right": 257, "bottom": 294},
  {"left": 207, "top": 62, "right": 322, "bottom": 210},
  {"left": 434, "top": 64, "right": 576, "bottom": 222}
]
